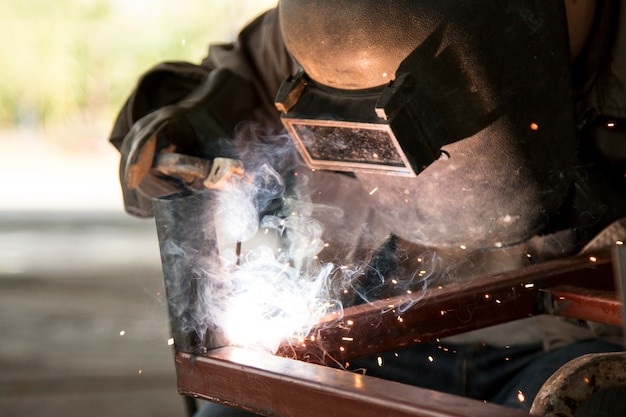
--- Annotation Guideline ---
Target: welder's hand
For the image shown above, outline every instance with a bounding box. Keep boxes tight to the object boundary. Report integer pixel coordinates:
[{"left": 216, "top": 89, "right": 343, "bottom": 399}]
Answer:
[{"left": 117, "top": 67, "right": 259, "bottom": 217}]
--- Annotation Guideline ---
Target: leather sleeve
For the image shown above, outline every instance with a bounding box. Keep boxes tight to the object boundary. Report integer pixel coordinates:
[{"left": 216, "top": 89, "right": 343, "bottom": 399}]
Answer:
[
  {"left": 202, "top": 8, "right": 297, "bottom": 128},
  {"left": 110, "top": 8, "right": 295, "bottom": 150}
]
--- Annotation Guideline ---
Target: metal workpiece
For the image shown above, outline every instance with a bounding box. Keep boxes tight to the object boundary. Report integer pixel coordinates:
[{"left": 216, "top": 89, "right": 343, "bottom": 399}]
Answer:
[
  {"left": 175, "top": 347, "right": 532, "bottom": 417},
  {"left": 153, "top": 190, "right": 228, "bottom": 354},
  {"left": 153, "top": 188, "right": 623, "bottom": 416},
  {"left": 157, "top": 223, "right": 622, "bottom": 417},
  {"left": 541, "top": 286, "right": 623, "bottom": 327},
  {"left": 537, "top": 245, "right": 626, "bottom": 330},
  {"left": 275, "top": 251, "right": 617, "bottom": 364}
]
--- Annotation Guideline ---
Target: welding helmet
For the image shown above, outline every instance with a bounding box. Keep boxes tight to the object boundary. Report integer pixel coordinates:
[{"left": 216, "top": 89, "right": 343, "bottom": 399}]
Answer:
[{"left": 275, "top": 0, "right": 594, "bottom": 249}]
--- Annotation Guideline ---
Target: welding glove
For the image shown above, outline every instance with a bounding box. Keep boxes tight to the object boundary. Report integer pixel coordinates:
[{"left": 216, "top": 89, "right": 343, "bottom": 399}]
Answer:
[
  {"left": 110, "top": 8, "right": 295, "bottom": 217},
  {"left": 113, "top": 64, "right": 264, "bottom": 217}
]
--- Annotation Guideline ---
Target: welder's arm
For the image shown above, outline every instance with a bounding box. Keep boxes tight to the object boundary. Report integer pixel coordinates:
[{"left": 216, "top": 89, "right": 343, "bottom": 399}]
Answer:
[{"left": 109, "top": 8, "right": 295, "bottom": 217}]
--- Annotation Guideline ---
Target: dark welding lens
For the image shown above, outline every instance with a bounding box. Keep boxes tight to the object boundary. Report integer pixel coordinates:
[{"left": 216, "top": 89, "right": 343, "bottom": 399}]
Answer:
[{"left": 284, "top": 118, "right": 416, "bottom": 176}]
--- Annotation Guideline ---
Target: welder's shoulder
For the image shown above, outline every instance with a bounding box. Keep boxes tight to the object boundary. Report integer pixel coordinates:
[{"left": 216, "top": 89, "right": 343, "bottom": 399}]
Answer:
[{"left": 205, "top": 7, "right": 296, "bottom": 109}]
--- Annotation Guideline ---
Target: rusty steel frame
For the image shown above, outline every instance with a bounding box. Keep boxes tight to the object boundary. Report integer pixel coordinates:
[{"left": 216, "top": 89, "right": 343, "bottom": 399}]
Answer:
[
  {"left": 165, "top": 250, "right": 623, "bottom": 417},
  {"left": 175, "top": 347, "right": 531, "bottom": 417},
  {"left": 542, "top": 286, "right": 623, "bottom": 326},
  {"left": 275, "top": 251, "right": 617, "bottom": 364}
]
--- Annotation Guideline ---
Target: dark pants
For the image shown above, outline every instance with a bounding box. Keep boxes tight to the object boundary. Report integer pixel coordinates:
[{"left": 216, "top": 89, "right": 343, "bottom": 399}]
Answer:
[{"left": 194, "top": 339, "right": 623, "bottom": 416}]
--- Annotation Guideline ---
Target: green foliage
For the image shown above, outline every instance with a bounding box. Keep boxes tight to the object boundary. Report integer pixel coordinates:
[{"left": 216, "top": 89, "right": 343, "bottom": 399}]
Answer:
[{"left": 0, "top": 0, "right": 276, "bottom": 129}]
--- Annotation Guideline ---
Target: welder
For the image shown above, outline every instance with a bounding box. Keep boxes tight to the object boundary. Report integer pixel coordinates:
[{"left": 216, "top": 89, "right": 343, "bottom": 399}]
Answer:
[{"left": 110, "top": 0, "right": 626, "bottom": 414}]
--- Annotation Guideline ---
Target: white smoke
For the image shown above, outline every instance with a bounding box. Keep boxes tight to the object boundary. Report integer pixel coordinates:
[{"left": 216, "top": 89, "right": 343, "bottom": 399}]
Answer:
[
  {"left": 182, "top": 133, "right": 344, "bottom": 353},
  {"left": 171, "top": 129, "right": 453, "bottom": 354}
]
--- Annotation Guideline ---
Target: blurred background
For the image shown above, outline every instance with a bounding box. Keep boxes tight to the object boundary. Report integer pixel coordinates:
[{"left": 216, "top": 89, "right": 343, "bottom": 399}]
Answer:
[{"left": 0, "top": 1, "right": 277, "bottom": 416}]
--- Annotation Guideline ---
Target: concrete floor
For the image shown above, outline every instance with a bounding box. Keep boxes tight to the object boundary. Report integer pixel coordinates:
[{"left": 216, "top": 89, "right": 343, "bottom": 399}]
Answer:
[{"left": 0, "top": 211, "right": 192, "bottom": 417}]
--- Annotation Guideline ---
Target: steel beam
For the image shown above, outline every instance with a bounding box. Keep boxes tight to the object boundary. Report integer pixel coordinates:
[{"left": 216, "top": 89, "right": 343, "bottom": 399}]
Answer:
[
  {"left": 175, "top": 347, "right": 531, "bottom": 417},
  {"left": 276, "top": 252, "right": 615, "bottom": 364}
]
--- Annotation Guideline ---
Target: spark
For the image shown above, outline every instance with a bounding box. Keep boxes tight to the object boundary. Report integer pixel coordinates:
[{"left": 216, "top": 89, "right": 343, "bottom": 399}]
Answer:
[
  {"left": 310, "top": 336, "right": 316, "bottom": 342},
  {"left": 484, "top": 294, "right": 490, "bottom": 299},
  {"left": 524, "top": 283, "right": 535, "bottom": 289},
  {"left": 406, "top": 290, "right": 412, "bottom": 294},
  {"left": 459, "top": 244, "right": 467, "bottom": 250},
  {"left": 391, "top": 279, "right": 398, "bottom": 285},
  {"left": 373, "top": 153, "right": 379, "bottom": 159},
  {"left": 589, "top": 256, "right": 597, "bottom": 262},
  {"left": 530, "top": 122, "right": 539, "bottom": 131},
  {"left": 119, "top": 330, "right": 126, "bottom": 336},
  {"left": 347, "top": 320, "right": 354, "bottom": 326},
  {"left": 369, "top": 187, "right": 379, "bottom": 195},
  {"left": 607, "top": 121, "right": 616, "bottom": 128},
  {"left": 342, "top": 337, "right": 354, "bottom": 342},
  {"left": 138, "top": 369, "right": 143, "bottom": 375},
  {"left": 397, "top": 316, "right": 404, "bottom": 323},
  {"left": 394, "top": 353, "right": 399, "bottom": 357},
  {"left": 167, "top": 338, "right": 174, "bottom": 346},
  {"left": 495, "top": 299, "right": 501, "bottom": 304},
  {"left": 437, "top": 285, "right": 443, "bottom": 290},
  {"left": 440, "top": 310, "right": 447, "bottom": 316},
  {"left": 427, "top": 355, "right": 434, "bottom": 362},
  {"left": 617, "top": 240, "right": 624, "bottom": 246},
  {"left": 517, "top": 390, "right": 525, "bottom": 402},
  {"left": 340, "top": 347, "right": 345, "bottom": 352},
  {"left": 156, "top": 291, "right": 161, "bottom": 296},
  {"left": 377, "top": 356, "right": 383, "bottom": 366},
  {"left": 584, "top": 377, "right": 590, "bottom": 384}
]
